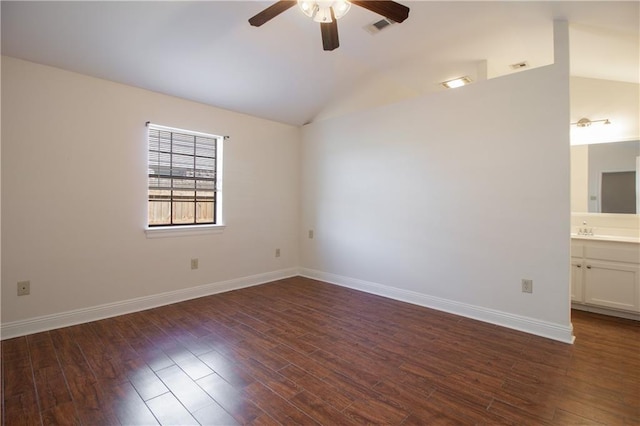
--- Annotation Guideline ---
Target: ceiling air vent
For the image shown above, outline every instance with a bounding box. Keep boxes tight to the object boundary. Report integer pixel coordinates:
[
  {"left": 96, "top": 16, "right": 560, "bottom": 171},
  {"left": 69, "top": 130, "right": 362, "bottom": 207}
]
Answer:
[
  {"left": 510, "top": 61, "right": 529, "bottom": 70},
  {"left": 364, "top": 18, "right": 395, "bottom": 35}
]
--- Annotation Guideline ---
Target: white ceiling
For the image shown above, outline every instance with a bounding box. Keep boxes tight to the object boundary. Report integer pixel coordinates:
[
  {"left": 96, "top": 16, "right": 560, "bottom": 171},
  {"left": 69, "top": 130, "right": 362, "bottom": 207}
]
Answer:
[{"left": 2, "top": 1, "right": 638, "bottom": 126}]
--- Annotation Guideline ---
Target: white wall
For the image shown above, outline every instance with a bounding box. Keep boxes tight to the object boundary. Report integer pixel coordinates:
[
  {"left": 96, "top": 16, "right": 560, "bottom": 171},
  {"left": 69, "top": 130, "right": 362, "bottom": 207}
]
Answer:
[
  {"left": 1, "top": 23, "right": 575, "bottom": 342},
  {"left": 300, "top": 62, "right": 572, "bottom": 340},
  {"left": 1, "top": 57, "right": 300, "bottom": 331},
  {"left": 570, "top": 145, "right": 589, "bottom": 212},
  {"left": 0, "top": 51, "right": 3, "bottom": 335}
]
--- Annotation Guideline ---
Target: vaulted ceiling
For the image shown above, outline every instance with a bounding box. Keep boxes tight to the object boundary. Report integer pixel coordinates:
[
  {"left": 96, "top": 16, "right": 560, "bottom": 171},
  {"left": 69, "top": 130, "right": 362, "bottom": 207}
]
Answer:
[{"left": 2, "top": 1, "right": 638, "bottom": 126}]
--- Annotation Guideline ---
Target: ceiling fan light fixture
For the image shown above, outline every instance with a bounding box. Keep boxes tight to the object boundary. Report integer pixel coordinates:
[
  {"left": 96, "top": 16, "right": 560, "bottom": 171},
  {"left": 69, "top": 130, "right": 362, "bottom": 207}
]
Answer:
[
  {"left": 333, "top": 0, "right": 351, "bottom": 18},
  {"left": 251, "top": 0, "right": 409, "bottom": 51},
  {"left": 298, "top": 1, "right": 351, "bottom": 23},
  {"left": 299, "top": 1, "right": 316, "bottom": 16},
  {"left": 314, "top": 7, "right": 333, "bottom": 23}
]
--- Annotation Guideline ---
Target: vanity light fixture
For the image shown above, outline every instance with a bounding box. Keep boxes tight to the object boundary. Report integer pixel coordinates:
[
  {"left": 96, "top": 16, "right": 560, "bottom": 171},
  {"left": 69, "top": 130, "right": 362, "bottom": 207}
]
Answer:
[
  {"left": 571, "top": 117, "right": 611, "bottom": 127},
  {"left": 441, "top": 76, "right": 472, "bottom": 89}
]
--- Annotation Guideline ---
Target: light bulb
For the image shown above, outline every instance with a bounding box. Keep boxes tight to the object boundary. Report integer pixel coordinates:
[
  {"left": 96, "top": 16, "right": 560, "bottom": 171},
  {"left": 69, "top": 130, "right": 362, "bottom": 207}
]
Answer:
[
  {"left": 298, "top": 1, "right": 316, "bottom": 18},
  {"left": 333, "top": 0, "right": 351, "bottom": 19}
]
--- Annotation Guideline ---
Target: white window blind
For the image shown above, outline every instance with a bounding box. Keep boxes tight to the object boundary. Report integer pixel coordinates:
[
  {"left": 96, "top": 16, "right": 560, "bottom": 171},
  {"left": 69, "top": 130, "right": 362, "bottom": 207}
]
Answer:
[{"left": 147, "top": 124, "right": 222, "bottom": 227}]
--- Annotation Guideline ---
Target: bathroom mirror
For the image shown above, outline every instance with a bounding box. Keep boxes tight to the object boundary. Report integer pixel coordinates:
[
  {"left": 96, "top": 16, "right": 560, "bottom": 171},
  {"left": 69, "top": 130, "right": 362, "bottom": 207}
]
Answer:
[{"left": 571, "top": 140, "right": 640, "bottom": 215}]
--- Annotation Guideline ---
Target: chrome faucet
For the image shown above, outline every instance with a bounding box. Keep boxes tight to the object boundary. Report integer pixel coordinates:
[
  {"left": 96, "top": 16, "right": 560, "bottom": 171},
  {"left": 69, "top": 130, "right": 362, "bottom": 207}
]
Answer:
[{"left": 578, "top": 221, "right": 594, "bottom": 236}]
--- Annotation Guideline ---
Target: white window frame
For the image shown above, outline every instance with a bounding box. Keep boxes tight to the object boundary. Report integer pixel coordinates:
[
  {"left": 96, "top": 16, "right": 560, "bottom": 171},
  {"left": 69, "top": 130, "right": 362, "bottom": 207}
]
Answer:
[{"left": 145, "top": 123, "right": 225, "bottom": 238}]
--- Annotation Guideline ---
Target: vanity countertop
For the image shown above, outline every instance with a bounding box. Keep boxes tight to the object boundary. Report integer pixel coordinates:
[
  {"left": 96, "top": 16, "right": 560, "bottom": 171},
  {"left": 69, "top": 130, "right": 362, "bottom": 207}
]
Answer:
[{"left": 571, "top": 234, "right": 640, "bottom": 244}]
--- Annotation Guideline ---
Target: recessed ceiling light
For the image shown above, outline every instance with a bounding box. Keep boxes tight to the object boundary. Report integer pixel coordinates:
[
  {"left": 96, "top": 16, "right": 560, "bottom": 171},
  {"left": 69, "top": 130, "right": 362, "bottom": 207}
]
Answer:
[{"left": 441, "top": 76, "right": 472, "bottom": 89}]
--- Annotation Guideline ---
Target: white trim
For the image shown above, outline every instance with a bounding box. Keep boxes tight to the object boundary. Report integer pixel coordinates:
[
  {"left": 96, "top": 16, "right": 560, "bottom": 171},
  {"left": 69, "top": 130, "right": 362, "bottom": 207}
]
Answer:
[
  {"left": 636, "top": 155, "right": 640, "bottom": 215},
  {"left": 572, "top": 302, "right": 640, "bottom": 321},
  {"left": 146, "top": 122, "right": 225, "bottom": 231},
  {"left": 299, "top": 268, "right": 575, "bottom": 344},
  {"left": 2, "top": 267, "right": 577, "bottom": 344},
  {"left": 145, "top": 224, "right": 226, "bottom": 238},
  {"left": 1, "top": 268, "right": 298, "bottom": 340},
  {"left": 147, "top": 123, "right": 223, "bottom": 140},
  {"left": 216, "top": 136, "right": 224, "bottom": 225}
]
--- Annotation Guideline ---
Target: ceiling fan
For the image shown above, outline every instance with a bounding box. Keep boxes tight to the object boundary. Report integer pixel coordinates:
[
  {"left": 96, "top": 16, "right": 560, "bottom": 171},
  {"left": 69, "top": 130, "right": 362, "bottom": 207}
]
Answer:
[{"left": 249, "top": 0, "right": 410, "bottom": 51}]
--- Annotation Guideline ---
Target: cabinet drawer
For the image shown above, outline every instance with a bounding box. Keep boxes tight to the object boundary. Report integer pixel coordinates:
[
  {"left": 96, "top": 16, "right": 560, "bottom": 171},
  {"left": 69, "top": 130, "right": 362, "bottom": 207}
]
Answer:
[{"left": 584, "top": 245, "right": 640, "bottom": 263}]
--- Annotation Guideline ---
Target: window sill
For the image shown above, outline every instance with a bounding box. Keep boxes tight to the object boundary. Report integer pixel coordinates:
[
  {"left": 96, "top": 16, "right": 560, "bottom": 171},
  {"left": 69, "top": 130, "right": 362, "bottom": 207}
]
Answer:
[{"left": 145, "top": 224, "right": 226, "bottom": 239}]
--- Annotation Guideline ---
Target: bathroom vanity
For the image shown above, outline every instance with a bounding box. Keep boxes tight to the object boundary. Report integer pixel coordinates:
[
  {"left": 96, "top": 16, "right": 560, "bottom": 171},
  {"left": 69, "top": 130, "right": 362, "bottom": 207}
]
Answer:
[
  {"left": 571, "top": 235, "right": 640, "bottom": 319},
  {"left": 570, "top": 139, "right": 639, "bottom": 319}
]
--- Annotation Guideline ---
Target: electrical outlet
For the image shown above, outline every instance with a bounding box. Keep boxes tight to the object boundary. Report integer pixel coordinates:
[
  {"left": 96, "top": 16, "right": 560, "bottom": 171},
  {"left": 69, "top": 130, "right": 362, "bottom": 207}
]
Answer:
[
  {"left": 308, "top": 229, "right": 314, "bottom": 239},
  {"left": 191, "top": 258, "right": 199, "bottom": 270},
  {"left": 18, "top": 281, "right": 30, "bottom": 296},
  {"left": 275, "top": 248, "right": 281, "bottom": 258},
  {"left": 521, "top": 279, "right": 533, "bottom": 294}
]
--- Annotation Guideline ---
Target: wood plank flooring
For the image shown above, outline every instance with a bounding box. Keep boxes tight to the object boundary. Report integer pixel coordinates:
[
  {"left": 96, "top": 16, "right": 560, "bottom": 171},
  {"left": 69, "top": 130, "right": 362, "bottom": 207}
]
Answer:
[{"left": 2, "top": 276, "right": 639, "bottom": 425}]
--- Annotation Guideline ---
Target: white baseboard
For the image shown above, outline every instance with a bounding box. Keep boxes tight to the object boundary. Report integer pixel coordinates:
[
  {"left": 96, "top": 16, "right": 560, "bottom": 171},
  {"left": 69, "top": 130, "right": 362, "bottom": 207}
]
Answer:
[
  {"left": 2, "top": 267, "right": 576, "bottom": 344},
  {"left": 300, "top": 268, "right": 575, "bottom": 344},
  {"left": 1, "top": 268, "right": 299, "bottom": 340},
  {"left": 572, "top": 302, "right": 640, "bottom": 321}
]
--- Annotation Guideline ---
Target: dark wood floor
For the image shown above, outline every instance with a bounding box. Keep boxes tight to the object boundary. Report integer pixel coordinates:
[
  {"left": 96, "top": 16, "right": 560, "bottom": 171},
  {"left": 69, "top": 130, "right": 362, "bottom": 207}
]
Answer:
[{"left": 2, "top": 277, "right": 639, "bottom": 425}]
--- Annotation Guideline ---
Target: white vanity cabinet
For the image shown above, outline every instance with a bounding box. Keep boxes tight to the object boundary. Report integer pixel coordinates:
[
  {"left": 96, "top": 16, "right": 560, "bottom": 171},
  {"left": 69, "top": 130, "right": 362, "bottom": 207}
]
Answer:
[
  {"left": 571, "top": 239, "right": 640, "bottom": 316},
  {"left": 570, "top": 257, "right": 584, "bottom": 302}
]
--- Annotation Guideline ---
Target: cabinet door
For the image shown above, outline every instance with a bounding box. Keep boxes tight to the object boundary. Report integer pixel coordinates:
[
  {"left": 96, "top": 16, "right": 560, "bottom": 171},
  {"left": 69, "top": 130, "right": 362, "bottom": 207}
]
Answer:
[
  {"left": 584, "top": 260, "right": 640, "bottom": 312},
  {"left": 571, "top": 258, "right": 584, "bottom": 302}
]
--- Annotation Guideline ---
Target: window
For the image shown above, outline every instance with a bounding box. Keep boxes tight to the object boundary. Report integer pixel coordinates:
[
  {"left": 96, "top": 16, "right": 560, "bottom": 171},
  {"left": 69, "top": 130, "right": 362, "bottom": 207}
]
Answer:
[{"left": 147, "top": 123, "right": 223, "bottom": 228}]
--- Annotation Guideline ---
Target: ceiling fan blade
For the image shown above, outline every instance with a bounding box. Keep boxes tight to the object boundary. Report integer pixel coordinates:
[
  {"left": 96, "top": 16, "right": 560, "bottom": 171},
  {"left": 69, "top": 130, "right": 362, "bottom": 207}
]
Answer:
[
  {"left": 320, "top": 9, "right": 339, "bottom": 51},
  {"left": 351, "top": 1, "right": 409, "bottom": 23},
  {"left": 248, "top": 1, "right": 296, "bottom": 27}
]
